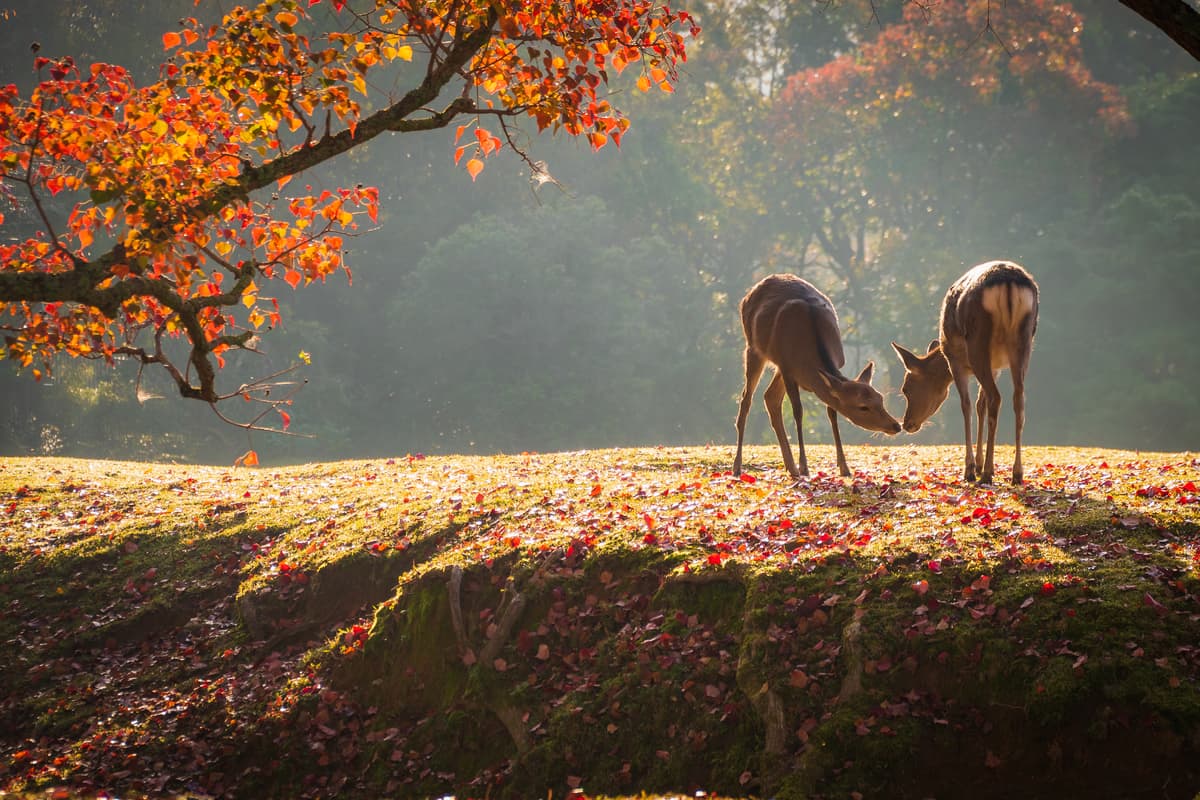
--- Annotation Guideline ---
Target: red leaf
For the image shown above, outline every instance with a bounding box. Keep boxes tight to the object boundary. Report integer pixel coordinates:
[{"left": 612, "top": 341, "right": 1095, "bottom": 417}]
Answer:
[
  {"left": 279, "top": 410, "right": 291, "bottom": 430},
  {"left": 739, "top": 473, "right": 757, "bottom": 484},
  {"left": 590, "top": 484, "right": 603, "bottom": 497},
  {"left": 1143, "top": 592, "right": 1168, "bottom": 616},
  {"left": 1040, "top": 581, "right": 1056, "bottom": 596}
]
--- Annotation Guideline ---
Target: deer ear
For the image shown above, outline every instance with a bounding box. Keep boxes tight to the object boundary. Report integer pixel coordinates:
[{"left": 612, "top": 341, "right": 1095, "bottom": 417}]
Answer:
[
  {"left": 892, "top": 342, "right": 920, "bottom": 371},
  {"left": 855, "top": 361, "right": 875, "bottom": 384},
  {"left": 816, "top": 369, "right": 838, "bottom": 395},
  {"left": 927, "top": 339, "right": 940, "bottom": 354}
]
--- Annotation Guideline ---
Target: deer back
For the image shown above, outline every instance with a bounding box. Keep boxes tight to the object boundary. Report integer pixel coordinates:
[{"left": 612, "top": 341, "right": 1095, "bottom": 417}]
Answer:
[
  {"left": 941, "top": 261, "right": 1039, "bottom": 372},
  {"left": 740, "top": 274, "right": 845, "bottom": 388}
]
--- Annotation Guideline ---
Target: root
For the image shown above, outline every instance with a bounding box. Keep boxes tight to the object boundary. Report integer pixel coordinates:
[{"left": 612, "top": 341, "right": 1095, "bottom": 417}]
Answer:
[
  {"left": 735, "top": 598, "right": 788, "bottom": 758},
  {"left": 448, "top": 565, "right": 469, "bottom": 658},
  {"left": 481, "top": 584, "right": 526, "bottom": 666},
  {"left": 492, "top": 702, "right": 531, "bottom": 755},
  {"left": 836, "top": 616, "right": 865, "bottom": 703},
  {"left": 446, "top": 566, "right": 531, "bottom": 755}
]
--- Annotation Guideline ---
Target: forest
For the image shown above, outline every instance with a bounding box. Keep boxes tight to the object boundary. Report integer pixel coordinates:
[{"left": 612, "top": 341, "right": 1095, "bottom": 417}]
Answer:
[{"left": 2, "top": 0, "right": 1196, "bottom": 464}]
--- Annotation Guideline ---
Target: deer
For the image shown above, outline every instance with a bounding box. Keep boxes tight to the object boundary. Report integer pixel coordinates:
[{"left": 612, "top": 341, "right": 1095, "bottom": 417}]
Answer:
[
  {"left": 733, "top": 274, "right": 902, "bottom": 479},
  {"left": 891, "top": 260, "right": 1039, "bottom": 485}
]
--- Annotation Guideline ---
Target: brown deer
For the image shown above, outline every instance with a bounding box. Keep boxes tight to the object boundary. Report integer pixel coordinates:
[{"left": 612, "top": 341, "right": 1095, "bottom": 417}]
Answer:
[
  {"left": 892, "top": 261, "right": 1039, "bottom": 485},
  {"left": 733, "top": 274, "right": 902, "bottom": 478}
]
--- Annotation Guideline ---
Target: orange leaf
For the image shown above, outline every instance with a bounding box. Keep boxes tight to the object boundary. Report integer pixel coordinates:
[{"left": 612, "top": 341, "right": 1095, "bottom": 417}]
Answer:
[
  {"left": 455, "top": 125, "right": 467, "bottom": 143},
  {"left": 284, "top": 269, "right": 302, "bottom": 289},
  {"left": 236, "top": 450, "right": 260, "bottom": 467},
  {"left": 162, "top": 31, "right": 182, "bottom": 50},
  {"left": 279, "top": 410, "right": 291, "bottom": 430},
  {"left": 636, "top": 75, "right": 651, "bottom": 92},
  {"left": 466, "top": 158, "right": 484, "bottom": 181}
]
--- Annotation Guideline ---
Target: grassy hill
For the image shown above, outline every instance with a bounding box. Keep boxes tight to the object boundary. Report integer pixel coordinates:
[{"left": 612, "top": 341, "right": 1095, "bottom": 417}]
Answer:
[{"left": 1, "top": 445, "right": 1198, "bottom": 799}]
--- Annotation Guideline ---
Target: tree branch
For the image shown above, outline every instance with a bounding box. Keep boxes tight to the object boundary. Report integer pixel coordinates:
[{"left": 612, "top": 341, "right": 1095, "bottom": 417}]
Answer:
[
  {"left": 1118, "top": 0, "right": 1200, "bottom": 60},
  {"left": 0, "top": 9, "right": 499, "bottom": 406}
]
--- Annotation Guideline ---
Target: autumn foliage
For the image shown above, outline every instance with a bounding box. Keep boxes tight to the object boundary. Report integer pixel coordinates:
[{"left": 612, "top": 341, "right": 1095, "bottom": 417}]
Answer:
[
  {"left": 0, "top": 0, "right": 696, "bottom": 427},
  {"left": 773, "top": 0, "right": 1131, "bottom": 148}
]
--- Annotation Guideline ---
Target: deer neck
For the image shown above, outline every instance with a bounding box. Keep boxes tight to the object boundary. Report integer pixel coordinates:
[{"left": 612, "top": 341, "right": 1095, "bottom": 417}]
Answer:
[
  {"left": 924, "top": 348, "right": 955, "bottom": 398},
  {"left": 808, "top": 367, "right": 851, "bottom": 409}
]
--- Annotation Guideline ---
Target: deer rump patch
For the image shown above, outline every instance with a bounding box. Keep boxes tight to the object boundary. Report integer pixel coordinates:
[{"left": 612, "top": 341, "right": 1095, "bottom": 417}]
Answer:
[{"left": 978, "top": 282, "right": 1037, "bottom": 371}]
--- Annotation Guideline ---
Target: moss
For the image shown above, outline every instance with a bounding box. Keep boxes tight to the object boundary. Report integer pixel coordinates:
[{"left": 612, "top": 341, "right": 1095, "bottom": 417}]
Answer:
[{"left": 4, "top": 447, "right": 1200, "bottom": 799}]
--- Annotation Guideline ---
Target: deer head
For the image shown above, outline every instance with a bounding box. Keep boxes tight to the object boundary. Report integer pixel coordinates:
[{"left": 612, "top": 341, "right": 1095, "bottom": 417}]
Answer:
[
  {"left": 815, "top": 362, "right": 902, "bottom": 435},
  {"left": 891, "top": 340, "right": 952, "bottom": 433}
]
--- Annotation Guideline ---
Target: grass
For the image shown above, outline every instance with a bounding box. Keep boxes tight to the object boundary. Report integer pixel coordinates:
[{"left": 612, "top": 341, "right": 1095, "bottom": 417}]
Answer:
[{"left": 1, "top": 444, "right": 1198, "bottom": 799}]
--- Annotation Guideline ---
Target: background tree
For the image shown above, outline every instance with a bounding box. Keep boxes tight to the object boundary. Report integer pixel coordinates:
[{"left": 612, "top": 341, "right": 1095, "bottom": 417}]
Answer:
[
  {"left": 766, "top": 0, "right": 1131, "bottom": 356},
  {"left": 381, "top": 197, "right": 728, "bottom": 455},
  {"left": 0, "top": 0, "right": 697, "bottom": 432}
]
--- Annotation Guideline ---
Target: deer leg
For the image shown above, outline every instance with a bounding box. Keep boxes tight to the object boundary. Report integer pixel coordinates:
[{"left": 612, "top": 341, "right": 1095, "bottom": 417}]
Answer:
[
  {"left": 733, "top": 347, "right": 767, "bottom": 476},
  {"left": 781, "top": 376, "right": 809, "bottom": 477},
  {"left": 763, "top": 372, "right": 801, "bottom": 477},
  {"left": 827, "top": 406, "right": 850, "bottom": 477},
  {"left": 970, "top": 355, "right": 1002, "bottom": 486},
  {"left": 948, "top": 360, "right": 976, "bottom": 482},
  {"left": 1011, "top": 371, "right": 1026, "bottom": 485},
  {"left": 974, "top": 382, "right": 989, "bottom": 473},
  {"left": 1010, "top": 343, "right": 1032, "bottom": 485}
]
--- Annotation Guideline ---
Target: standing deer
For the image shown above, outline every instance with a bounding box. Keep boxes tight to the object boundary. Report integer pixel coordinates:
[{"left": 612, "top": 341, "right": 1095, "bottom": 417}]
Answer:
[
  {"left": 892, "top": 261, "right": 1039, "bottom": 485},
  {"left": 733, "top": 274, "right": 902, "bottom": 478}
]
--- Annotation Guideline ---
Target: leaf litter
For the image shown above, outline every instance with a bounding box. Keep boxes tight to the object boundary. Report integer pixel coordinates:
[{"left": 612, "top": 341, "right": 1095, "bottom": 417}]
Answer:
[{"left": 1, "top": 445, "right": 1198, "bottom": 798}]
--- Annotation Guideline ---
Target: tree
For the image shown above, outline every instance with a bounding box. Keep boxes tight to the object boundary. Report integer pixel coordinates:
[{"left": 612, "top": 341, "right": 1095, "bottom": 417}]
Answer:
[
  {"left": 385, "top": 197, "right": 729, "bottom": 454},
  {"left": 766, "top": 0, "right": 1130, "bottom": 353},
  {"left": 0, "top": 0, "right": 697, "bottom": 431}
]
